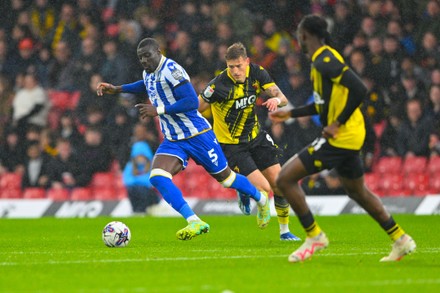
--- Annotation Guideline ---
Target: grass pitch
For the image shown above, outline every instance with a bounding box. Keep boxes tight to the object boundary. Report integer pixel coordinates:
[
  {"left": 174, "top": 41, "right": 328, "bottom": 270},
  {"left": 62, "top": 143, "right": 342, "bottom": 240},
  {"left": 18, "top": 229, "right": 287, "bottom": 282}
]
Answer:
[{"left": 0, "top": 214, "right": 439, "bottom": 292}]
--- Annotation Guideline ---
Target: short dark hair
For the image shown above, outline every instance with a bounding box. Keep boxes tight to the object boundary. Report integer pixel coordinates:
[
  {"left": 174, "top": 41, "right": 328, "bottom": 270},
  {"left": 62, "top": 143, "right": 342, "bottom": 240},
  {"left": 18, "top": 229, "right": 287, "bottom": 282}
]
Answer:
[
  {"left": 299, "top": 14, "right": 331, "bottom": 44},
  {"left": 225, "top": 42, "right": 247, "bottom": 60},
  {"left": 137, "top": 38, "right": 159, "bottom": 51}
]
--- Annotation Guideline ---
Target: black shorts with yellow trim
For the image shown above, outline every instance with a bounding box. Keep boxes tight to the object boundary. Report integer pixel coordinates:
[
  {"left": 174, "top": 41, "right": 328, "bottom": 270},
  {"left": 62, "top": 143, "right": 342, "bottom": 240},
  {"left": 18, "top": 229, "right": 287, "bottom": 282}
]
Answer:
[
  {"left": 220, "top": 130, "right": 281, "bottom": 176},
  {"left": 298, "top": 137, "right": 364, "bottom": 179}
]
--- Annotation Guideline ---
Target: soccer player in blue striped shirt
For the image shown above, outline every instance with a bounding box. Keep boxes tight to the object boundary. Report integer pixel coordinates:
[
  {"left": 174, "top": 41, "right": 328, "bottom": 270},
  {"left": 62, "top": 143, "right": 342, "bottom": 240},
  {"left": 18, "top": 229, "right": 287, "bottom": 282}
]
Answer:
[{"left": 97, "top": 38, "right": 270, "bottom": 240}]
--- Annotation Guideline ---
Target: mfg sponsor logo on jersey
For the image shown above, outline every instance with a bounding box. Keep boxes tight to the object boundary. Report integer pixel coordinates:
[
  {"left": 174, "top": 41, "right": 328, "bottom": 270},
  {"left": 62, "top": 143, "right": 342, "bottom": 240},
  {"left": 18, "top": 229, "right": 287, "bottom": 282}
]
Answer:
[{"left": 235, "top": 95, "right": 256, "bottom": 109}]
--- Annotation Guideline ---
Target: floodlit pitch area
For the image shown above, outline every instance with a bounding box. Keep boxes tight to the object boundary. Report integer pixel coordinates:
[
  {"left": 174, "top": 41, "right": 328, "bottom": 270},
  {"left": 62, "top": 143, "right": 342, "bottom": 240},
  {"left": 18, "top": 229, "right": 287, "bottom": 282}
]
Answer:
[{"left": 1, "top": 215, "right": 439, "bottom": 292}]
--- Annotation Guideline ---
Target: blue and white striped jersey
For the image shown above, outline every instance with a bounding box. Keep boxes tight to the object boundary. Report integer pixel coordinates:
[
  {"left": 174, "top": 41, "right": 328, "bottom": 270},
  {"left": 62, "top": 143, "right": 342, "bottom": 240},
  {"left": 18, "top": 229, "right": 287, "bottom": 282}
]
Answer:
[{"left": 143, "top": 56, "right": 211, "bottom": 141}]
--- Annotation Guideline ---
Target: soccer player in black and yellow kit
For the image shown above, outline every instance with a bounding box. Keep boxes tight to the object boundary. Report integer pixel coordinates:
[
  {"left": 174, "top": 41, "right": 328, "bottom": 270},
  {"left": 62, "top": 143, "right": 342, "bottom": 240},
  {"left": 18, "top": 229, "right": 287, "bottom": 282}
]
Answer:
[
  {"left": 199, "top": 42, "right": 300, "bottom": 240},
  {"left": 270, "top": 14, "right": 416, "bottom": 262}
]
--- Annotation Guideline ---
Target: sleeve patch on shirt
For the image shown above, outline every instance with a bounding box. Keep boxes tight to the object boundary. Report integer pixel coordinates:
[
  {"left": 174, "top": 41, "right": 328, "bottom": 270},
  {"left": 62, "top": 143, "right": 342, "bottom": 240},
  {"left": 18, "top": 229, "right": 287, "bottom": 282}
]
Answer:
[
  {"left": 203, "top": 86, "right": 214, "bottom": 98},
  {"left": 171, "top": 68, "right": 184, "bottom": 81}
]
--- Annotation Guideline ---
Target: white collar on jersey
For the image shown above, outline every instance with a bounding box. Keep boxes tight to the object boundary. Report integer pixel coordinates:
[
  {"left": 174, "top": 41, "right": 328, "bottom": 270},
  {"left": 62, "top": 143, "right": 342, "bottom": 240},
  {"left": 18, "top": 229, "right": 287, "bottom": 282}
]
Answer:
[{"left": 153, "top": 55, "right": 166, "bottom": 73}]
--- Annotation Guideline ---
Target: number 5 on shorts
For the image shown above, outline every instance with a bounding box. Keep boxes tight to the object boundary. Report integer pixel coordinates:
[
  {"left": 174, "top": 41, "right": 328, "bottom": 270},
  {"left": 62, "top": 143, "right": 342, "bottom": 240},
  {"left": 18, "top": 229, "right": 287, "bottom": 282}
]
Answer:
[{"left": 208, "top": 148, "right": 218, "bottom": 164}]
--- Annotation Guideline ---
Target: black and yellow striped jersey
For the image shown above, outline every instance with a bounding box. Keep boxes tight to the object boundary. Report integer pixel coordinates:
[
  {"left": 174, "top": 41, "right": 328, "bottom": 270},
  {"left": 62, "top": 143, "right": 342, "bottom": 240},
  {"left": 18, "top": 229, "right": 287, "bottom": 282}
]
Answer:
[
  {"left": 200, "top": 63, "right": 275, "bottom": 144},
  {"left": 311, "top": 45, "right": 366, "bottom": 150}
]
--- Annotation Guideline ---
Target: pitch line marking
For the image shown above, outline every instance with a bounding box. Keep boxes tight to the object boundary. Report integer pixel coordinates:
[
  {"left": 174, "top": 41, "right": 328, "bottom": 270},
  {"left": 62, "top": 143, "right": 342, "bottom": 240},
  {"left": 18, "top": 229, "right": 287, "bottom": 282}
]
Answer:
[{"left": 0, "top": 249, "right": 437, "bottom": 266}]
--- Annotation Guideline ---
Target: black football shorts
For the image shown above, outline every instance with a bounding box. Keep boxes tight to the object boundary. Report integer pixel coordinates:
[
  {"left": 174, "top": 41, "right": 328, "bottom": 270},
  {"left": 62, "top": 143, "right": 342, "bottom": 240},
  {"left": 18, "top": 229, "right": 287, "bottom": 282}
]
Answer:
[
  {"left": 221, "top": 131, "right": 281, "bottom": 176},
  {"left": 298, "top": 137, "right": 364, "bottom": 179}
]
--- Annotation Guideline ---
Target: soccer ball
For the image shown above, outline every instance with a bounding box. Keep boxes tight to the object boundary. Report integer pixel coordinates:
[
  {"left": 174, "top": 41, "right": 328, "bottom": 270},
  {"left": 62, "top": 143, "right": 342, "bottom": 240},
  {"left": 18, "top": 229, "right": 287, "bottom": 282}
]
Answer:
[{"left": 102, "top": 221, "right": 131, "bottom": 247}]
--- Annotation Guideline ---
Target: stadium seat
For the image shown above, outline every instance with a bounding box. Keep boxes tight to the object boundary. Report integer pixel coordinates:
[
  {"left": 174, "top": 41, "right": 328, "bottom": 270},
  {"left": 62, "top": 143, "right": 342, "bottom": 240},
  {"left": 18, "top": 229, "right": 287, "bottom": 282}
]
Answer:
[
  {"left": 115, "top": 187, "right": 128, "bottom": 199},
  {"left": 48, "top": 91, "right": 71, "bottom": 110},
  {"left": 23, "top": 188, "right": 46, "bottom": 199},
  {"left": 47, "top": 188, "right": 70, "bottom": 201},
  {"left": 379, "top": 173, "right": 406, "bottom": 196},
  {"left": 94, "top": 187, "right": 117, "bottom": 200},
  {"left": 428, "top": 156, "right": 440, "bottom": 175},
  {"left": 91, "top": 172, "right": 115, "bottom": 188},
  {"left": 403, "top": 173, "right": 430, "bottom": 196},
  {"left": 172, "top": 173, "right": 186, "bottom": 190},
  {"left": 402, "top": 156, "right": 427, "bottom": 174},
  {"left": 0, "top": 188, "right": 22, "bottom": 199},
  {"left": 364, "top": 172, "right": 380, "bottom": 193},
  {"left": 48, "top": 91, "right": 81, "bottom": 111},
  {"left": 114, "top": 174, "right": 125, "bottom": 189},
  {"left": 429, "top": 174, "right": 440, "bottom": 194},
  {"left": 71, "top": 187, "right": 93, "bottom": 201},
  {"left": 0, "top": 173, "right": 22, "bottom": 189},
  {"left": 375, "top": 156, "right": 402, "bottom": 175}
]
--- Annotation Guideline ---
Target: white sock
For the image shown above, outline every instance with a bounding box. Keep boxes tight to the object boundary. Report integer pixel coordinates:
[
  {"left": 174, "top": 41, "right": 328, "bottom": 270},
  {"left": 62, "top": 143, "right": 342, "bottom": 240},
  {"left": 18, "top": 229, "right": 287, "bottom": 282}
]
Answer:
[
  {"left": 187, "top": 215, "right": 201, "bottom": 222},
  {"left": 279, "top": 224, "right": 289, "bottom": 235},
  {"left": 257, "top": 194, "right": 267, "bottom": 206}
]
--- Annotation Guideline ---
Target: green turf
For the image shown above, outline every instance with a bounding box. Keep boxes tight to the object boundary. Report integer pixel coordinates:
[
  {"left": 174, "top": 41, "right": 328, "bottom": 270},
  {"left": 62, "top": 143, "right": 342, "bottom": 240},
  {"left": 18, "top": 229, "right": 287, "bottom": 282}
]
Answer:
[{"left": 0, "top": 214, "right": 439, "bottom": 292}]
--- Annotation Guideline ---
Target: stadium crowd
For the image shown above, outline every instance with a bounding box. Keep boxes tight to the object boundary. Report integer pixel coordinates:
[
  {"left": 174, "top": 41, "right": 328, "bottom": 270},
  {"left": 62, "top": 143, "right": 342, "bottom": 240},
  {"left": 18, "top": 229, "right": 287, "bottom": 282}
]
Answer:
[{"left": 0, "top": 0, "right": 439, "bottom": 200}]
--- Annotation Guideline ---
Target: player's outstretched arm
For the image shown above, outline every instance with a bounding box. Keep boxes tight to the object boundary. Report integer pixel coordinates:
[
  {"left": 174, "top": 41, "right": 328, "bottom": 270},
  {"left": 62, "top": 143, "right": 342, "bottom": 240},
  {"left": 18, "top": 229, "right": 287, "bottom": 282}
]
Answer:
[
  {"left": 262, "top": 84, "right": 288, "bottom": 112},
  {"left": 96, "top": 82, "right": 122, "bottom": 96}
]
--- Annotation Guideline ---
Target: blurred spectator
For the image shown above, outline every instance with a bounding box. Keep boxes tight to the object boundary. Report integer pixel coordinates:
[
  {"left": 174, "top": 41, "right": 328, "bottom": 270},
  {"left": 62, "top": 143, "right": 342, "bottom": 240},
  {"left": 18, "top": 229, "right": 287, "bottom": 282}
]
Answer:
[
  {"left": 100, "top": 37, "right": 131, "bottom": 85},
  {"left": 195, "top": 38, "right": 217, "bottom": 78},
  {"left": 415, "top": 0, "right": 440, "bottom": 43},
  {"left": 168, "top": 30, "right": 197, "bottom": 76},
  {"left": 430, "top": 67, "right": 440, "bottom": 86},
  {"left": 118, "top": 18, "right": 142, "bottom": 80},
  {"left": 386, "top": 19, "right": 416, "bottom": 56},
  {"left": 0, "top": 127, "right": 25, "bottom": 174},
  {"left": 330, "top": 0, "right": 360, "bottom": 52},
  {"left": 349, "top": 49, "right": 367, "bottom": 78},
  {"left": 4, "top": 37, "right": 37, "bottom": 81},
  {"left": 47, "top": 3, "right": 80, "bottom": 52},
  {"left": 362, "top": 75, "right": 386, "bottom": 124},
  {"left": 132, "top": 122, "right": 160, "bottom": 154},
  {"left": 22, "top": 140, "right": 50, "bottom": 189},
  {"left": 122, "top": 141, "right": 160, "bottom": 215},
  {"left": 176, "top": 1, "right": 201, "bottom": 40},
  {"left": 29, "top": 0, "right": 56, "bottom": 41},
  {"left": 380, "top": 108, "right": 402, "bottom": 157},
  {"left": 249, "top": 34, "right": 277, "bottom": 71},
  {"left": 417, "top": 31, "right": 440, "bottom": 72},
  {"left": 365, "top": 35, "right": 389, "bottom": 86},
  {"left": 427, "top": 84, "right": 440, "bottom": 136},
  {"left": 34, "top": 45, "right": 52, "bottom": 88},
  {"left": 47, "top": 40, "right": 76, "bottom": 91},
  {"left": 47, "top": 138, "right": 83, "bottom": 189},
  {"left": 359, "top": 16, "right": 377, "bottom": 38},
  {"left": 382, "top": 34, "right": 404, "bottom": 90},
  {"left": 0, "top": 74, "right": 15, "bottom": 137},
  {"left": 343, "top": 30, "right": 368, "bottom": 57},
  {"left": 397, "top": 99, "right": 433, "bottom": 158},
  {"left": 76, "top": 73, "right": 116, "bottom": 124},
  {"left": 11, "top": 73, "right": 50, "bottom": 138},
  {"left": 72, "top": 37, "right": 104, "bottom": 91},
  {"left": 215, "top": 21, "right": 236, "bottom": 46},
  {"left": 55, "top": 111, "right": 83, "bottom": 151},
  {"left": 76, "top": 126, "right": 113, "bottom": 186},
  {"left": 107, "top": 106, "right": 133, "bottom": 167},
  {"left": 284, "top": 72, "right": 311, "bottom": 107},
  {"left": 39, "top": 127, "right": 57, "bottom": 157},
  {"left": 0, "top": 40, "right": 15, "bottom": 80},
  {"left": 261, "top": 18, "right": 290, "bottom": 53},
  {"left": 136, "top": 8, "right": 164, "bottom": 37}
]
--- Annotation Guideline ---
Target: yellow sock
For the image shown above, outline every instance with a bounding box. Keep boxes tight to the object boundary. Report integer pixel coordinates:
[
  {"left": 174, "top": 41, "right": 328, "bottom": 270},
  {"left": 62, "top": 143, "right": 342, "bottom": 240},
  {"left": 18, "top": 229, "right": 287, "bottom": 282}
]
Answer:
[
  {"left": 386, "top": 224, "right": 405, "bottom": 241},
  {"left": 305, "top": 221, "right": 322, "bottom": 238},
  {"left": 275, "top": 202, "right": 290, "bottom": 225}
]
